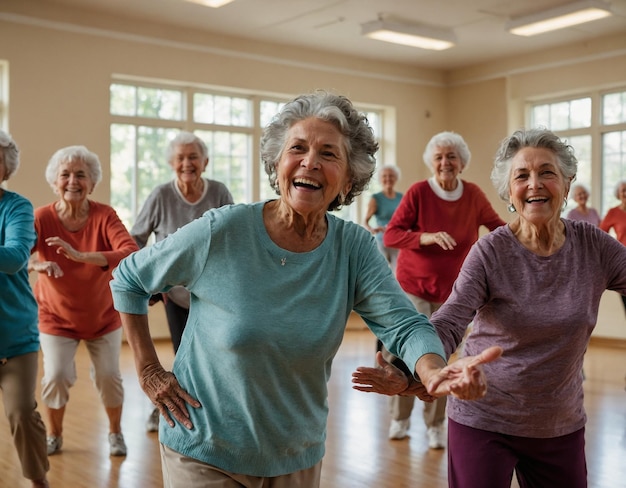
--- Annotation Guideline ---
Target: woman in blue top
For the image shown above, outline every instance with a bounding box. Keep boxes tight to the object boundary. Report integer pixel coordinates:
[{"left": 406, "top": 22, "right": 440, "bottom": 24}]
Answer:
[
  {"left": 0, "top": 130, "right": 49, "bottom": 488},
  {"left": 110, "top": 91, "right": 501, "bottom": 488},
  {"left": 364, "top": 164, "right": 403, "bottom": 273}
]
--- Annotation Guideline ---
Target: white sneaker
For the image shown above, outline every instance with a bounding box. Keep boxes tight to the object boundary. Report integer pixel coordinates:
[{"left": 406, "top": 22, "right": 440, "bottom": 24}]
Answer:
[
  {"left": 108, "top": 432, "right": 127, "bottom": 456},
  {"left": 146, "top": 407, "right": 159, "bottom": 432},
  {"left": 427, "top": 424, "right": 446, "bottom": 449},
  {"left": 389, "top": 418, "right": 410, "bottom": 440},
  {"left": 46, "top": 435, "right": 62, "bottom": 456}
]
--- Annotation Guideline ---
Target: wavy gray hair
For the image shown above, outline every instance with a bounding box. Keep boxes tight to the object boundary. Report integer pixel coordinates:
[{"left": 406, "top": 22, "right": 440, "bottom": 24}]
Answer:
[
  {"left": 166, "top": 131, "right": 208, "bottom": 164},
  {"left": 423, "top": 131, "right": 471, "bottom": 171},
  {"left": 260, "top": 91, "right": 378, "bottom": 211},
  {"left": 0, "top": 130, "right": 20, "bottom": 181},
  {"left": 45, "top": 145, "right": 103, "bottom": 189},
  {"left": 491, "top": 128, "right": 577, "bottom": 202}
]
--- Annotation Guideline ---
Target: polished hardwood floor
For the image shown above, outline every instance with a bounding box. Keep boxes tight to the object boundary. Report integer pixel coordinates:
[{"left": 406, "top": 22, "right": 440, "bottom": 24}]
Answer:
[{"left": 1, "top": 328, "right": 625, "bottom": 488}]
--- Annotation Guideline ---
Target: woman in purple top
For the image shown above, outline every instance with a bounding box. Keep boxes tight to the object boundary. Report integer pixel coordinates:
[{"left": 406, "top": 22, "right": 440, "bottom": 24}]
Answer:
[
  {"left": 353, "top": 128, "right": 626, "bottom": 488},
  {"left": 566, "top": 183, "right": 600, "bottom": 226}
]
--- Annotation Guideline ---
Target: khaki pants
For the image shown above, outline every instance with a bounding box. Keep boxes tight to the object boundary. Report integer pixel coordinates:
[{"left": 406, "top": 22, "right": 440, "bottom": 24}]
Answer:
[
  {"left": 0, "top": 352, "right": 49, "bottom": 480},
  {"left": 161, "top": 444, "right": 322, "bottom": 488},
  {"left": 383, "top": 293, "right": 447, "bottom": 427}
]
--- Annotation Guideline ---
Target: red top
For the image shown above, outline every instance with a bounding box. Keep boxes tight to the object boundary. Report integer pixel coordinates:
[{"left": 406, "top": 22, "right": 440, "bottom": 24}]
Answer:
[
  {"left": 33, "top": 201, "right": 138, "bottom": 340},
  {"left": 600, "top": 206, "right": 626, "bottom": 245},
  {"left": 384, "top": 180, "right": 505, "bottom": 303}
]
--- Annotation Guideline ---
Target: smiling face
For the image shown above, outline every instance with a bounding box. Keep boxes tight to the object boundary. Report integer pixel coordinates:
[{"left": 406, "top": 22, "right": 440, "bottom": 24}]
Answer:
[
  {"left": 430, "top": 145, "right": 462, "bottom": 190},
  {"left": 509, "top": 147, "right": 569, "bottom": 227},
  {"left": 275, "top": 117, "right": 351, "bottom": 217},
  {"left": 379, "top": 167, "right": 398, "bottom": 192},
  {"left": 54, "top": 159, "right": 94, "bottom": 204},
  {"left": 170, "top": 143, "right": 208, "bottom": 186}
]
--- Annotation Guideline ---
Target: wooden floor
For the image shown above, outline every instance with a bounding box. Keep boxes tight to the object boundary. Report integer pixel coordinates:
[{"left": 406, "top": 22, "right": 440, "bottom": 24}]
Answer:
[{"left": 1, "top": 328, "right": 625, "bottom": 488}]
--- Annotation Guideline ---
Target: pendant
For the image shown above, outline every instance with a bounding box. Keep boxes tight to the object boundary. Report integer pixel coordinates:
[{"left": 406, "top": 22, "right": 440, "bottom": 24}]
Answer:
[{"left": 281, "top": 258, "right": 287, "bottom": 266}]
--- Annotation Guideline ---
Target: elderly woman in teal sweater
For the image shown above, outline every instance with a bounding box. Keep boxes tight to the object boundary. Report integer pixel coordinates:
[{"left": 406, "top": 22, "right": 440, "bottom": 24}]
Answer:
[
  {"left": 0, "top": 130, "right": 49, "bottom": 488},
  {"left": 110, "top": 91, "right": 501, "bottom": 488}
]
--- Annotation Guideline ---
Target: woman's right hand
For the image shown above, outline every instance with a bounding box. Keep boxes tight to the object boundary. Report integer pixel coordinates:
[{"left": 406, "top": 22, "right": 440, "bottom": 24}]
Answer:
[
  {"left": 140, "top": 363, "right": 201, "bottom": 429},
  {"left": 31, "top": 260, "right": 64, "bottom": 278}
]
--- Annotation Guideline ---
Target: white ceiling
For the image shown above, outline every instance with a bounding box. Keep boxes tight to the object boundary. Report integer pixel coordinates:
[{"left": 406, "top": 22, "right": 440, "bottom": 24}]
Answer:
[{"left": 43, "top": 0, "right": 626, "bottom": 70}]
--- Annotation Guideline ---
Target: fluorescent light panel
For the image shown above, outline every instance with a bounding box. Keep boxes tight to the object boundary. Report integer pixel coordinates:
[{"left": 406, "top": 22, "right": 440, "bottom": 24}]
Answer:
[
  {"left": 184, "top": 0, "right": 235, "bottom": 8},
  {"left": 362, "top": 20, "right": 456, "bottom": 51},
  {"left": 507, "top": 0, "right": 612, "bottom": 36}
]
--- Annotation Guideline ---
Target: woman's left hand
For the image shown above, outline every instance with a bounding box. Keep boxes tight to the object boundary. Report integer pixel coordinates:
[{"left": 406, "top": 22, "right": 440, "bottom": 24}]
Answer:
[{"left": 46, "top": 236, "right": 82, "bottom": 261}]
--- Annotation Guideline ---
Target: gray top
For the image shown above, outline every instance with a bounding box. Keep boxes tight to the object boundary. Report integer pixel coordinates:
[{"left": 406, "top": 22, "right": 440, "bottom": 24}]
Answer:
[
  {"left": 433, "top": 219, "right": 626, "bottom": 438},
  {"left": 131, "top": 178, "right": 233, "bottom": 307}
]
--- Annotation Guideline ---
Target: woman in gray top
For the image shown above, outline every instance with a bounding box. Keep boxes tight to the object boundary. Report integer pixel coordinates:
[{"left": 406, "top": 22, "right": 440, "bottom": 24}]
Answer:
[
  {"left": 353, "top": 128, "right": 626, "bottom": 488},
  {"left": 130, "top": 131, "right": 233, "bottom": 431}
]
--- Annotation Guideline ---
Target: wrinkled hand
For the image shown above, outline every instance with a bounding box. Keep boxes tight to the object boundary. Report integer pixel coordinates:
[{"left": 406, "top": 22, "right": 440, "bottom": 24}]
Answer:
[
  {"left": 351, "top": 351, "right": 413, "bottom": 396},
  {"left": 46, "top": 236, "right": 81, "bottom": 261},
  {"left": 425, "top": 346, "right": 503, "bottom": 400},
  {"left": 429, "top": 231, "right": 457, "bottom": 251},
  {"left": 33, "top": 260, "right": 64, "bottom": 278},
  {"left": 140, "top": 363, "right": 201, "bottom": 429}
]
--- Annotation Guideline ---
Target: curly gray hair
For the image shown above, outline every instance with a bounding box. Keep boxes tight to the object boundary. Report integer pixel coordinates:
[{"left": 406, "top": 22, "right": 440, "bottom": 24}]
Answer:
[
  {"left": 423, "top": 131, "right": 471, "bottom": 171},
  {"left": 166, "top": 131, "right": 208, "bottom": 164},
  {"left": 260, "top": 91, "right": 378, "bottom": 211},
  {"left": 491, "top": 128, "right": 577, "bottom": 202},
  {"left": 45, "top": 145, "right": 103, "bottom": 190},
  {"left": 0, "top": 130, "right": 20, "bottom": 181}
]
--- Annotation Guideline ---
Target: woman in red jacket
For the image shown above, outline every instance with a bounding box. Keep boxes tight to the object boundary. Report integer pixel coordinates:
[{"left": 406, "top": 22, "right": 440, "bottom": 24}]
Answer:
[{"left": 382, "top": 131, "right": 506, "bottom": 447}]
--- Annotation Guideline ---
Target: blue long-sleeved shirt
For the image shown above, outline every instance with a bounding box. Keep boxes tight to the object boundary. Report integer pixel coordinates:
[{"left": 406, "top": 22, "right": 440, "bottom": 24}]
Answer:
[
  {"left": 111, "top": 202, "right": 445, "bottom": 476},
  {"left": 0, "top": 190, "right": 39, "bottom": 360}
]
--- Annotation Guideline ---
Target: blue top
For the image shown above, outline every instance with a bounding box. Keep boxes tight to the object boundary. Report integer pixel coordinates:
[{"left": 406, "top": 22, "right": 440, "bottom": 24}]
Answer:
[
  {"left": 372, "top": 191, "right": 402, "bottom": 243},
  {"left": 0, "top": 190, "right": 39, "bottom": 359},
  {"left": 111, "top": 201, "right": 444, "bottom": 477}
]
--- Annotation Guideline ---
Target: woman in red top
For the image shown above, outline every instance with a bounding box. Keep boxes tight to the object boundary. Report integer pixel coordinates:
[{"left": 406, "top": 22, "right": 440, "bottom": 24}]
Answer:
[
  {"left": 600, "top": 179, "right": 626, "bottom": 312},
  {"left": 28, "top": 146, "right": 138, "bottom": 457},
  {"left": 382, "top": 131, "right": 506, "bottom": 447}
]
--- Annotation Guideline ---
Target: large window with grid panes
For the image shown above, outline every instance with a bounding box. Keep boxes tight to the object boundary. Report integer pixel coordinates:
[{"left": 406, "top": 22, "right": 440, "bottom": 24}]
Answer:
[
  {"left": 529, "top": 88, "right": 626, "bottom": 217},
  {"left": 109, "top": 79, "right": 384, "bottom": 230}
]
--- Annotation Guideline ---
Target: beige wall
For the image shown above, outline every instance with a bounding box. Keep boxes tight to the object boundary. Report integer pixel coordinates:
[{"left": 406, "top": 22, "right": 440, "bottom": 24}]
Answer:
[{"left": 1, "top": 0, "right": 624, "bottom": 340}]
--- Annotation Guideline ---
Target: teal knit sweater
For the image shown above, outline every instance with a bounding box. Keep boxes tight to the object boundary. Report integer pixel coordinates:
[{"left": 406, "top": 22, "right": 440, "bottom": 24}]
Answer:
[{"left": 111, "top": 202, "right": 444, "bottom": 476}]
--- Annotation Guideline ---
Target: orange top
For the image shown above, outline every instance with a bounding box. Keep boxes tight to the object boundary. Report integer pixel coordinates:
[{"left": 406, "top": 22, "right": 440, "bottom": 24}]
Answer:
[{"left": 33, "top": 201, "right": 138, "bottom": 340}]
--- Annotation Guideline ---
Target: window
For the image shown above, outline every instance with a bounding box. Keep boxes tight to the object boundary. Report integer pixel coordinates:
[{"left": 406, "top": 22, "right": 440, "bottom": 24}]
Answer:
[
  {"left": 110, "top": 79, "right": 384, "bottom": 229},
  {"left": 0, "top": 60, "right": 8, "bottom": 131},
  {"left": 601, "top": 90, "right": 626, "bottom": 213},
  {"left": 110, "top": 81, "right": 262, "bottom": 228},
  {"left": 529, "top": 89, "right": 626, "bottom": 216}
]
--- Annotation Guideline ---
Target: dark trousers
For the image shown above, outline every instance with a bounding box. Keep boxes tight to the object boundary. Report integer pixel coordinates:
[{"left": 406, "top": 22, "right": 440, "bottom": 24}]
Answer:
[
  {"left": 164, "top": 299, "right": 189, "bottom": 354},
  {"left": 448, "top": 418, "right": 587, "bottom": 488}
]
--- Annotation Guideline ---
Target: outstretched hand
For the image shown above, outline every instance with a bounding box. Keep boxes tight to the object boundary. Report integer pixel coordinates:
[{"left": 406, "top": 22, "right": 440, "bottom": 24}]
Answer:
[
  {"left": 352, "top": 351, "right": 435, "bottom": 401},
  {"left": 352, "top": 346, "right": 502, "bottom": 402},
  {"left": 427, "top": 346, "right": 502, "bottom": 400}
]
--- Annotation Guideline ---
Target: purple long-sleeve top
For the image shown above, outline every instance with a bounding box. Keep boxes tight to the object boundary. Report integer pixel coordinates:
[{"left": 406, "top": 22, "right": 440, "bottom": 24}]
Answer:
[{"left": 432, "top": 219, "right": 626, "bottom": 438}]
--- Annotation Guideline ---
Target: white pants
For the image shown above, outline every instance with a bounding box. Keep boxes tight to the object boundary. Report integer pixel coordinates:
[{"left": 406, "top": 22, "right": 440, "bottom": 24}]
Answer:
[{"left": 40, "top": 328, "right": 124, "bottom": 409}]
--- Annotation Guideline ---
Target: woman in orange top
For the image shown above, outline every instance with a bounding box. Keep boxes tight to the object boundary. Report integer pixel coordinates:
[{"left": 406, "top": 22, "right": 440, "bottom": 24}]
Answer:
[{"left": 28, "top": 146, "right": 138, "bottom": 457}]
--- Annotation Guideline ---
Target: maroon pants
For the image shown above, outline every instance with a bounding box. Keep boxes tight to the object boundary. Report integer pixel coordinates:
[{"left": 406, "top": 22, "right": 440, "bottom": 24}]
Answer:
[{"left": 448, "top": 418, "right": 587, "bottom": 488}]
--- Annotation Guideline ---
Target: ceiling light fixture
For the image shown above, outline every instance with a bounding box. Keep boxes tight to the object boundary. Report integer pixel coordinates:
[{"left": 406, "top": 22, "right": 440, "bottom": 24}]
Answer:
[
  {"left": 506, "top": 0, "right": 613, "bottom": 36},
  {"left": 184, "top": 0, "right": 235, "bottom": 8},
  {"left": 361, "top": 19, "right": 456, "bottom": 51}
]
